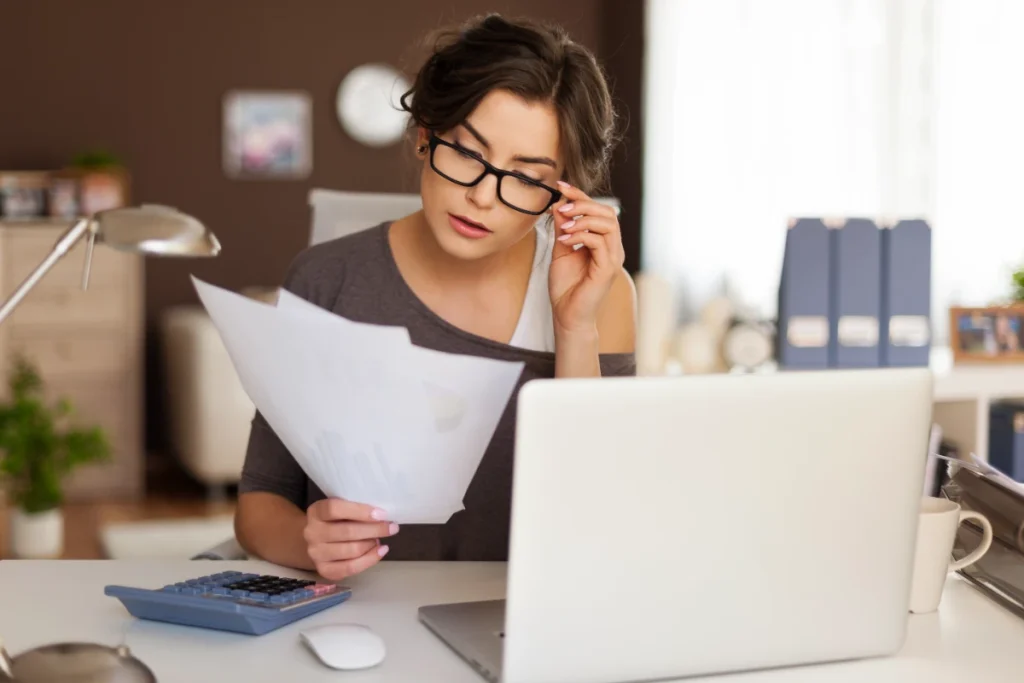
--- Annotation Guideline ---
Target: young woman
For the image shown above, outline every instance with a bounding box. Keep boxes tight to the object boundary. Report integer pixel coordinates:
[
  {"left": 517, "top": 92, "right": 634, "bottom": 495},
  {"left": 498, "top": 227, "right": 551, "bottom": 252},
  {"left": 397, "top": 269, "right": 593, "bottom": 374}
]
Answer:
[{"left": 234, "top": 13, "right": 637, "bottom": 580}]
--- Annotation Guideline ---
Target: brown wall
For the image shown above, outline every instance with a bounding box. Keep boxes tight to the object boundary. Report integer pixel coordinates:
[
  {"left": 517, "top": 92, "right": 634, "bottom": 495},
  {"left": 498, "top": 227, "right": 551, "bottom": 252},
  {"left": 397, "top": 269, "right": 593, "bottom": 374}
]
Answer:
[{"left": 0, "top": 0, "right": 644, "bottom": 455}]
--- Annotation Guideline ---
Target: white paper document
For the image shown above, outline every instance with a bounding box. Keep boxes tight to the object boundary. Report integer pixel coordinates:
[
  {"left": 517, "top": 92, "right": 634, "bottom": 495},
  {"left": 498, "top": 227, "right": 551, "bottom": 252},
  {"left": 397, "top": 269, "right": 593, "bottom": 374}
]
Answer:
[
  {"left": 192, "top": 277, "right": 525, "bottom": 523},
  {"left": 968, "top": 452, "right": 1024, "bottom": 498}
]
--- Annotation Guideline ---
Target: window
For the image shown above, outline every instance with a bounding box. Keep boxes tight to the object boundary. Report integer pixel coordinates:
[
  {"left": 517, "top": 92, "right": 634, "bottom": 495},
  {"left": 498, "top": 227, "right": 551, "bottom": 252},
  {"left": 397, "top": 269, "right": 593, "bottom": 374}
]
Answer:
[{"left": 642, "top": 0, "right": 1024, "bottom": 344}]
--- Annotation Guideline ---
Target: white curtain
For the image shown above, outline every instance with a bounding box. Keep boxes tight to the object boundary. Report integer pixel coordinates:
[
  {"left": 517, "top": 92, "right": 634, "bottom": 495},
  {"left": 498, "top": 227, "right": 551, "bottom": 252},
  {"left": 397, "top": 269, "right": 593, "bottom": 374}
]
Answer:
[
  {"left": 642, "top": 0, "right": 1024, "bottom": 344},
  {"left": 931, "top": 0, "right": 1024, "bottom": 339}
]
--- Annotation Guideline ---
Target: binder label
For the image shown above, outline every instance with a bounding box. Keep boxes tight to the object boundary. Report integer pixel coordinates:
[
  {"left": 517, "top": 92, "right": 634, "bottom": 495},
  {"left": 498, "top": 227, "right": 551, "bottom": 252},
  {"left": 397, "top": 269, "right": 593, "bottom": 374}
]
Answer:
[
  {"left": 838, "top": 316, "right": 879, "bottom": 347},
  {"left": 787, "top": 316, "right": 829, "bottom": 348},
  {"left": 889, "top": 315, "right": 931, "bottom": 347}
]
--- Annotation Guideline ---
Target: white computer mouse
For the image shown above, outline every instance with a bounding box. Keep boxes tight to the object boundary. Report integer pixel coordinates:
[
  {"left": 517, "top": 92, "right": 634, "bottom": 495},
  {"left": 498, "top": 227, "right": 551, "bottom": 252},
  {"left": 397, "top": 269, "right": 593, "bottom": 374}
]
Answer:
[{"left": 300, "top": 623, "right": 386, "bottom": 670}]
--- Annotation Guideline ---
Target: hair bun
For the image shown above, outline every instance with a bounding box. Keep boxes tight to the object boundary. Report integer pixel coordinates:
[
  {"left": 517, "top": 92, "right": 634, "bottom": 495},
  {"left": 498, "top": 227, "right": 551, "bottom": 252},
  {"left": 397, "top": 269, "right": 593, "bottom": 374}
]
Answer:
[{"left": 401, "top": 13, "right": 619, "bottom": 194}]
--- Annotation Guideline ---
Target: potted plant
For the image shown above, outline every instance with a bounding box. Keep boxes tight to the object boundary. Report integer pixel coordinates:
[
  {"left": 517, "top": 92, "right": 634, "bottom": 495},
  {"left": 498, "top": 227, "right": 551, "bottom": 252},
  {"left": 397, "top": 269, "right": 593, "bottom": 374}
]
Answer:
[
  {"left": 1013, "top": 265, "right": 1024, "bottom": 303},
  {"left": 0, "top": 357, "right": 110, "bottom": 558},
  {"left": 62, "top": 148, "right": 130, "bottom": 216}
]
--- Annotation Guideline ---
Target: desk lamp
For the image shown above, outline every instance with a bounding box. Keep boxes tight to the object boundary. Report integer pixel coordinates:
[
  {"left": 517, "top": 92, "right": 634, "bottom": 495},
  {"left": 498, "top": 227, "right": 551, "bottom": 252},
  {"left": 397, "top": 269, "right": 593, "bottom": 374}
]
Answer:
[
  {"left": 0, "top": 204, "right": 220, "bottom": 325},
  {"left": 0, "top": 205, "right": 218, "bottom": 683}
]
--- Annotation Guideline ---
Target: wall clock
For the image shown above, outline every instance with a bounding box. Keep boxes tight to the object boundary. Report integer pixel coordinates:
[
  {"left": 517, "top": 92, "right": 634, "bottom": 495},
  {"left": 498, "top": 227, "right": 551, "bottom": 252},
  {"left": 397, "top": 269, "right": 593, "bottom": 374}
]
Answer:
[{"left": 336, "top": 63, "right": 411, "bottom": 147}]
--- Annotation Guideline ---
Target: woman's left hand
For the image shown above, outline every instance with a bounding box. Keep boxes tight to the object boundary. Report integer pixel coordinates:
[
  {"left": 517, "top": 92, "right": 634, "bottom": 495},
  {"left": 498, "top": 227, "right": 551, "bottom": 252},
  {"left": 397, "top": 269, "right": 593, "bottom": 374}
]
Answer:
[{"left": 548, "top": 180, "right": 626, "bottom": 336}]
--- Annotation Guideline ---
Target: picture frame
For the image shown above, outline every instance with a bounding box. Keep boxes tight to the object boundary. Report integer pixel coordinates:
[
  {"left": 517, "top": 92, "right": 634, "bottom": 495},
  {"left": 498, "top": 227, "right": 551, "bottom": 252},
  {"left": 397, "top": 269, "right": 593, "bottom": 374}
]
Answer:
[
  {"left": 223, "top": 90, "right": 313, "bottom": 180},
  {"left": 949, "top": 306, "right": 1024, "bottom": 363},
  {"left": 47, "top": 174, "right": 80, "bottom": 219},
  {"left": 0, "top": 171, "right": 49, "bottom": 220}
]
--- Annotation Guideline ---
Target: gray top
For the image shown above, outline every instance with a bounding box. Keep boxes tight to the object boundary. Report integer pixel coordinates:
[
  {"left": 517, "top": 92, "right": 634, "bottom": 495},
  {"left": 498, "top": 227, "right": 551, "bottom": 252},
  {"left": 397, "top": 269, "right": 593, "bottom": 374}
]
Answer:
[{"left": 238, "top": 221, "right": 636, "bottom": 561}]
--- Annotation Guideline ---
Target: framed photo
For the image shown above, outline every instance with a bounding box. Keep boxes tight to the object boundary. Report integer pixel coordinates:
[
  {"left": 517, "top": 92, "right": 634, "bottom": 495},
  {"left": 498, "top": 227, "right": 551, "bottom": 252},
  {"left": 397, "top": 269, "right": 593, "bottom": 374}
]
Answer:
[
  {"left": 0, "top": 171, "right": 48, "bottom": 219},
  {"left": 47, "top": 175, "right": 80, "bottom": 219},
  {"left": 223, "top": 90, "right": 312, "bottom": 179},
  {"left": 949, "top": 306, "right": 1024, "bottom": 363}
]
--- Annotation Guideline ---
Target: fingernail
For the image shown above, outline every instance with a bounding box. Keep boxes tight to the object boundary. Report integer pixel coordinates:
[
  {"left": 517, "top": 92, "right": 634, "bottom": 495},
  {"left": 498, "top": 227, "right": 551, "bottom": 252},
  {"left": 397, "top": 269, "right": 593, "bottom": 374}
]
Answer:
[
  {"left": 558, "top": 234, "right": 572, "bottom": 242},
  {"left": 558, "top": 203, "right": 575, "bottom": 213},
  {"left": 562, "top": 220, "right": 575, "bottom": 230},
  {"left": 371, "top": 509, "right": 388, "bottom": 521},
  {"left": 557, "top": 180, "right": 571, "bottom": 189},
  {"left": 378, "top": 545, "right": 390, "bottom": 557},
  {"left": 389, "top": 523, "right": 400, "bottom": 534}
]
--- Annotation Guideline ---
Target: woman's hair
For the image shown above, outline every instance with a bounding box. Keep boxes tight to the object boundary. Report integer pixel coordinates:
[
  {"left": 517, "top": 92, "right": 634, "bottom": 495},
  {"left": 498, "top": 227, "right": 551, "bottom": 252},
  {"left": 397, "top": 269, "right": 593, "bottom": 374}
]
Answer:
[{"left": 400, "top": 13, "right": 619, "bottom": 194}]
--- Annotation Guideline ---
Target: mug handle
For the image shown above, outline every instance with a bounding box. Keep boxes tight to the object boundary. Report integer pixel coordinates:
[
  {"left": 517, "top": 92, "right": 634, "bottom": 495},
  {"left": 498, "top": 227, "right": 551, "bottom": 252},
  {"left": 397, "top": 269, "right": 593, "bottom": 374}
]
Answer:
[{"left": 949, "top": 510, "right": 994, "bottom": 571}]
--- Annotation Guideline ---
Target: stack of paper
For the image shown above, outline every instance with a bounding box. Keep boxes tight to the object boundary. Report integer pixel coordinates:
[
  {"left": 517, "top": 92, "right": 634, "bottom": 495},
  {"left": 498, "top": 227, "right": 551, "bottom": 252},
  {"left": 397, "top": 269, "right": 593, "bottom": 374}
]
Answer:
[{"left": 192, "top": 277, "right": 525, "bottom": 524}]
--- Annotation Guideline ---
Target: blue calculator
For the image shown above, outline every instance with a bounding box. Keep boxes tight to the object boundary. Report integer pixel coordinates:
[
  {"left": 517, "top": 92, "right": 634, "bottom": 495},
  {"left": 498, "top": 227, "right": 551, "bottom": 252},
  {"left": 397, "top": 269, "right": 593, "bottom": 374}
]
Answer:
[{"left": 104, "top": 570, "right": 352, "bottom": 635}]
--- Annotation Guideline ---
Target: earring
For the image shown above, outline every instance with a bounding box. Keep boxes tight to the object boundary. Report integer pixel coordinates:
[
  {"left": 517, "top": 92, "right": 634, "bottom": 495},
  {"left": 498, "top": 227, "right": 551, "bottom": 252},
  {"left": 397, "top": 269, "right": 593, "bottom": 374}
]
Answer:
[{"left": 416, "top": 144, "right": 427, "bottom": 155}]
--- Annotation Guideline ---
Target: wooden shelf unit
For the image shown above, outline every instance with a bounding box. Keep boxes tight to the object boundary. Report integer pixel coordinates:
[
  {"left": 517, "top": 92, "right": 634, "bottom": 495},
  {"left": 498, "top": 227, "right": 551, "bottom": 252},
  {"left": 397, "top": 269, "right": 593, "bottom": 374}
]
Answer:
[{"left": 0, "top": 219, "right": 144, "bottom": 500}]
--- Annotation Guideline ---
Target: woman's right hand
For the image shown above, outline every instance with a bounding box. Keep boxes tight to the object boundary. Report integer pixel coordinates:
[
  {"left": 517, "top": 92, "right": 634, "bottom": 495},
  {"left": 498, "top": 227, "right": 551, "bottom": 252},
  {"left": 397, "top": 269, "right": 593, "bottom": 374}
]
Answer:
[{"left": 304, "top": 498, "right": 399, "bottom": 580}]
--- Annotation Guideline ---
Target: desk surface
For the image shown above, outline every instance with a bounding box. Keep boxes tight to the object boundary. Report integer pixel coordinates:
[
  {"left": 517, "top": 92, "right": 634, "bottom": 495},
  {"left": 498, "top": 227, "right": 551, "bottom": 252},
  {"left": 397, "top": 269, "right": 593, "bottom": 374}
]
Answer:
[{"left": 1, "top": 559, "right": 1023, "bottom": 683}]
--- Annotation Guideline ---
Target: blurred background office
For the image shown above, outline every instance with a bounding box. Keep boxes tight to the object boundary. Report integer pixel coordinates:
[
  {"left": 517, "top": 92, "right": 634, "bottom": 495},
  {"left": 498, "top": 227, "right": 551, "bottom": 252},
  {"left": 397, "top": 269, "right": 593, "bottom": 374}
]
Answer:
[{"left": 0, "top": 0, "right": 1022, "bottom": 560}]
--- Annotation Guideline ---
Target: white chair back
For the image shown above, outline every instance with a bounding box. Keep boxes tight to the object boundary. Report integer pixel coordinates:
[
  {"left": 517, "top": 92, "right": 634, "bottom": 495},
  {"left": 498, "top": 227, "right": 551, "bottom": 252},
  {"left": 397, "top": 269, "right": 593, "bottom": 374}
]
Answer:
[{"left": 308, "top": 188, "right": 621, "bottom": 246}]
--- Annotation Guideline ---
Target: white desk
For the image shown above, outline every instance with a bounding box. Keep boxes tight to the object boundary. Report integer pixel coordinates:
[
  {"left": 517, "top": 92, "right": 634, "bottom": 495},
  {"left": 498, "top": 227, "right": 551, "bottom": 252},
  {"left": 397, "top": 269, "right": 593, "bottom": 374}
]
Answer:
[{"left": 1, "top": 559, "right": 1023, "bottom": 682}]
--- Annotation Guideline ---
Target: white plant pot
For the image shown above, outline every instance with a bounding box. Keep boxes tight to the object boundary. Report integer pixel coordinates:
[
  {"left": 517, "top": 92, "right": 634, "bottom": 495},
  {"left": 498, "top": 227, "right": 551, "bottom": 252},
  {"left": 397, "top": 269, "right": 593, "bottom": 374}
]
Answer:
[{"left": 9, "top": 507, "right": 64, "bottom": 558}]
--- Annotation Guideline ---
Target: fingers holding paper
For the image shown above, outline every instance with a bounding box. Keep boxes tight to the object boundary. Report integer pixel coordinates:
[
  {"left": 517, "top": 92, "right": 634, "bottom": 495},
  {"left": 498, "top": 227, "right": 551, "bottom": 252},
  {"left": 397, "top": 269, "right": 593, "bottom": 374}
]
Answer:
[
  {"left": 316, "top": 544, "right": 391, "bottom": 581},
  {"left": 305, "top": 498, "right": 399, "bottom": 580},
  {"left": 308, "top": 538, "right": 379, "bottom": 562}
]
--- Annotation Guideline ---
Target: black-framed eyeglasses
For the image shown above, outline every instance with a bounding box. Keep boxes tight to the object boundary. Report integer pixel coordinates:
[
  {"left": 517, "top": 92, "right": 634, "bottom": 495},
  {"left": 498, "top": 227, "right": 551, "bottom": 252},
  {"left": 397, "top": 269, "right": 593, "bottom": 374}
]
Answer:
[{"left": 427, "top": 134, "right": 562, "bottom": 216}]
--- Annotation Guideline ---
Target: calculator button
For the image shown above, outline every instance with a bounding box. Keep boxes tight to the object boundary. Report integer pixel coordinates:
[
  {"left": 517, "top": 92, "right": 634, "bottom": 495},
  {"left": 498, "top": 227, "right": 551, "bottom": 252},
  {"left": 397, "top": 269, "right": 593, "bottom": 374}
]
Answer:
[
  {"left": 300, "top": 589, "right": 315, "bottom": 599},
  {"left": 182, "top": 587, "right": 203, "bottom": 595},
  {"left": 310, "top": 584, "right": 335, "bottom": 596},
  {"left": 230, "top": 590, "right": 249, "bottom": 598},
  {"left": 211, "top": 587, "right": 230, "bottom": 596},
  {"left": 249, "top": 592, "right": 268, "bottom": 600},
  {"left": 162, "top": 585, "right": 179, "bottom": 593},
  {"left": 270, "top": 595, "right": 291, "bottom": 605}
]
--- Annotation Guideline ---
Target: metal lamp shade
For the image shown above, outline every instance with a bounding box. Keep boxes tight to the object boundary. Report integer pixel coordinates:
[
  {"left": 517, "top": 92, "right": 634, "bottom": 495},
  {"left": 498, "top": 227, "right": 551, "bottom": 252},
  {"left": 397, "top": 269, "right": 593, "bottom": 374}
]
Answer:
[{"left": 94, "top": 205, "right": 221, "bottom": 257}]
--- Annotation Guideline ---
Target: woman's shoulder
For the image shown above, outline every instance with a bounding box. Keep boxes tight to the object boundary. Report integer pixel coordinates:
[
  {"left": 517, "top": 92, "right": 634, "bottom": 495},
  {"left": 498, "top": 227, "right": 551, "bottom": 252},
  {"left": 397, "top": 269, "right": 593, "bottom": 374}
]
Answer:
[{"left": 281, "top": 222, "right": 390, "bottom": 303}]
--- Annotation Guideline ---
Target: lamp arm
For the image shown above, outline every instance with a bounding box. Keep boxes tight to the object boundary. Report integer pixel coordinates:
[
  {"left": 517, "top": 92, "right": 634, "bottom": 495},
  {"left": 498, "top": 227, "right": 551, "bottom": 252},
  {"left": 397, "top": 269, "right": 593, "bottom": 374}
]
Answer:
[
  {"left": 0, "top": 218, "right": 93, "bottom": 326},
  {"left": 81, "top": 229, "right": 96, "bottom": 291}
]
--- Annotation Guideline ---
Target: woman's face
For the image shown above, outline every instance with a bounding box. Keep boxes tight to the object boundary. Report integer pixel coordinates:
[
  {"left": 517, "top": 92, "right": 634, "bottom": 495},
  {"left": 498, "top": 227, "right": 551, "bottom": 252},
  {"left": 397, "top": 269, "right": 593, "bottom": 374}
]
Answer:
[{"left": 417, "top": 89, "right": 565, "bottom": 261}]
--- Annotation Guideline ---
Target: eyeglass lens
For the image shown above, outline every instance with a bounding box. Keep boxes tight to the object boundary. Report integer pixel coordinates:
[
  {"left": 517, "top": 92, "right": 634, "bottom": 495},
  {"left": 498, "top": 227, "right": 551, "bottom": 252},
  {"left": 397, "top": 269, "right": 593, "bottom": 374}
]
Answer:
[{"left": 432, "top": 143, "right": 554, "bottom": 214}]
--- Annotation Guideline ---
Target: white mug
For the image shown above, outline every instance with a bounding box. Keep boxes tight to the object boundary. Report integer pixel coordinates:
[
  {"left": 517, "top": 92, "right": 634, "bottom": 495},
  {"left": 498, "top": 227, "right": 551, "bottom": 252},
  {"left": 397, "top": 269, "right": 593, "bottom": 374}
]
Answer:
[{"left": 909, "top": 496, "right": 993, "bottom": 614}]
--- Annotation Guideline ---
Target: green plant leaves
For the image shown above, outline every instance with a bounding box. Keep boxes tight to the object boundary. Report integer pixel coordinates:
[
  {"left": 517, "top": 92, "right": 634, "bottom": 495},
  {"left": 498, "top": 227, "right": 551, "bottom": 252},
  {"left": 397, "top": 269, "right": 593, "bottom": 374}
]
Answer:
[
  {"left": 71, "top": 149, "right": 122, "bottom": 169},
  {"left": 1013, "top": 266, "right": 1024, "bottom": 302},
  {"left": 0, "top": 356, "right": 111, "bottom": 512}
]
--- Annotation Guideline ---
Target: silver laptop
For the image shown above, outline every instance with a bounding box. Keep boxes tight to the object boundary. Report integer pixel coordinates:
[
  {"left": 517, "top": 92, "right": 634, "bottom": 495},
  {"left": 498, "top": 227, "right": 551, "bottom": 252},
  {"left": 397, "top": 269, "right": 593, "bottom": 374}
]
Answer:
[{"left": 419, "top": 368, "right": 933, "bottom": 683}]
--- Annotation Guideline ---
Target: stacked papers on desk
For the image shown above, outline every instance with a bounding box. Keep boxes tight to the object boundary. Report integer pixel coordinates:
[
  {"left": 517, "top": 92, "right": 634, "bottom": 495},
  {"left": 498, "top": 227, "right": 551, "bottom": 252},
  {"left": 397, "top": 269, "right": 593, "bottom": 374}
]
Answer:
[{"left": 192, "top": 277, "right": 524, "bottom": 524}]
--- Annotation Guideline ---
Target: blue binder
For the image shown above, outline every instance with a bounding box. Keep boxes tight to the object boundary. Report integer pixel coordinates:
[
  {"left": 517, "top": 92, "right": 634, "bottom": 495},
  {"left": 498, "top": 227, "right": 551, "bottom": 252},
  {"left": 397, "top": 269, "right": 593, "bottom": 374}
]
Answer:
[
  {"left": 989, "top": 401, "right": 1024, "bottom": 480},
  {"left": 777, "top": 218, "right": 830, "bottom": 369},
  {"left": 880, "top": 219, "right": 932, "bottom": 367},
  {"left": 829, "top": 218, "right": 882, "bottom": 368}
]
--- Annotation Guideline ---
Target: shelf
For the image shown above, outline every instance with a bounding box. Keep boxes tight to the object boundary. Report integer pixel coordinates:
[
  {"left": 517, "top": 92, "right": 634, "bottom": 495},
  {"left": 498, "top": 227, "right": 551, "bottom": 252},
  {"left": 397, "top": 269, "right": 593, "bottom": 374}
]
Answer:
[
  {"left": 931, "top": 347, "right": 1024, "bottom": 401},
  {"left": 928, "top": 347, "right": 1024, "bottom": 463},
  {"left": 0, "top": 218, "right": 80, "bottom": 228}
]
